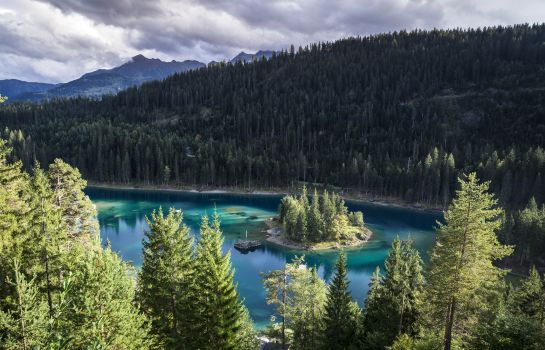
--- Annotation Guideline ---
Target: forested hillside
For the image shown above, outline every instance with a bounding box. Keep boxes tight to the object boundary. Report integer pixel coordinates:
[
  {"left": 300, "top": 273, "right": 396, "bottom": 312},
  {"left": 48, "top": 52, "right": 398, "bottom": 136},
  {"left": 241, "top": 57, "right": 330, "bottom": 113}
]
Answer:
[{"left": 1, "top": 24, "right": 545, "bottom": 212}]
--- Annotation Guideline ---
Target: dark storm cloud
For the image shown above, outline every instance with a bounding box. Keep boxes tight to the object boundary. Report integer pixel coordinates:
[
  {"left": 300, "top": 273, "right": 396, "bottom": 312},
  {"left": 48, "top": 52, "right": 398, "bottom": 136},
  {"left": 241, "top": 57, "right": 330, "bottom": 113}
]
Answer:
[
  {"left": 38, "top": 0, "right": 163, "bottom": 24},
  {"left": 1, "top": 0, "right": 544, "bottom": 82}
]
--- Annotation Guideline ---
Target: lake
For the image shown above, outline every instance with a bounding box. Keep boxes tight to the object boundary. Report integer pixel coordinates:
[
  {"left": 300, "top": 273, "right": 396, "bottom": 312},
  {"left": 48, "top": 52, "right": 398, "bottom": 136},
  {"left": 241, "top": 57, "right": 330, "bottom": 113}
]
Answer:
[{"left": 86, "top": 187, "right": 442, "bottom": 328}]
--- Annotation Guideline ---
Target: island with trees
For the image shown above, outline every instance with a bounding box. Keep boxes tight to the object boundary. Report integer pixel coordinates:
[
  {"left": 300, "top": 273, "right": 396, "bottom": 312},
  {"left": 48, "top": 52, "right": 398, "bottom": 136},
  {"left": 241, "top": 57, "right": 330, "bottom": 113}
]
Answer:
[{"left": 269, "top": 186, "right": 371, "bottom": 250}]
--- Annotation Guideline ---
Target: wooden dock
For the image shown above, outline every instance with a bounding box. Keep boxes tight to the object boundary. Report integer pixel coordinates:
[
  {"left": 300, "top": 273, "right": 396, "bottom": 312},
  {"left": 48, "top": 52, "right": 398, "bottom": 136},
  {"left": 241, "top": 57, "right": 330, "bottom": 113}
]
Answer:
[{"left": 234, "top": 240, "right": 262, "bottom": 253}]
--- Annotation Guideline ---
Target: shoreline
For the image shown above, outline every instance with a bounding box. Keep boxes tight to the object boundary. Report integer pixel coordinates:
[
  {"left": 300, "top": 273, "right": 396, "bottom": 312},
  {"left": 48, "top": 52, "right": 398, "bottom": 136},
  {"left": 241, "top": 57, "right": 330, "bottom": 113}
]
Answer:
[
  {"left": 86, "top": 182, "right": 444, "bottom": 214},
  {"left": 264, "top": 225, "right": 374, "bottom": 251}
]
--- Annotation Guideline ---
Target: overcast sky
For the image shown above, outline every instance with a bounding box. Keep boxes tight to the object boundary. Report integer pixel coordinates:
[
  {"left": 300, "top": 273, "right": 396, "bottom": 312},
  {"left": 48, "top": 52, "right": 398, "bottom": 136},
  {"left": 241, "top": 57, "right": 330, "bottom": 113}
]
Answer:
[{"left": 1, "top": 0, "right": 543, "bottom": 83}]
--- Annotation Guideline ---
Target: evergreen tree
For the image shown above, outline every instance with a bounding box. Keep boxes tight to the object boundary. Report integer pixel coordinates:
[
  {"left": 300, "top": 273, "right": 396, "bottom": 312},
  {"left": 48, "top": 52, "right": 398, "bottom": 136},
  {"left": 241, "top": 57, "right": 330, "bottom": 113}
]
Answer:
[
  {"left": 47, "top": 159, "right": 98, "bottom": 240},
  {"left": 361, "top": 238, "right": 424, "bottom": 349},
  {"left": 0, "top": 139, "right": 30, "bottom": 309},
  {"left": 138, "top": 207, "right": 195, "bottom": 348},
  {"left": 193, "top": 212, "right": 244, "bottom": 350},
  {"left": 322, "top": 252, "right": 358, "bottom": 350},
  {"left": 290, "top": 267, "right": 327, "bottom": 350},
  {"left": 510, "top": 266, "right": 544, "bottom": 324},
  {"left": 361, "top": 266, "right": 388, "bottom": 349},
  {"left": 26, "top": 164, "right": 64, "bottom": 316},
  {"left": 237, "top": 306, "right": 260, "bottom": 350},
  {"left": 65, "top": 243, "right": 155, "bottom": 349},
  {"left": 307, "top": 189, "right": 324, "bottom": 242},
  {"left": 425, "top": 173, "right": 513, "bottom": 350},
  {"left": 0, "top": 260, "right": 49, "bottom": 350},
  {"left": 263, "top": 256, "right": 327, "bottom": 350}
]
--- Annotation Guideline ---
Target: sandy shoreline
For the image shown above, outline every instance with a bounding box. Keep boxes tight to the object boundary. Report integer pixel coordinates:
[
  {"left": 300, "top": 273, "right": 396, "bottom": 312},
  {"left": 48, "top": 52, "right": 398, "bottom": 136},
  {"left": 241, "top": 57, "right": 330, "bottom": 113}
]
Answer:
[
  {"left": 263, "top": 223, "right": 373, "bottom": 252},
  {"left": 87, "top": 182, "right": 444, "bottom": 214}
]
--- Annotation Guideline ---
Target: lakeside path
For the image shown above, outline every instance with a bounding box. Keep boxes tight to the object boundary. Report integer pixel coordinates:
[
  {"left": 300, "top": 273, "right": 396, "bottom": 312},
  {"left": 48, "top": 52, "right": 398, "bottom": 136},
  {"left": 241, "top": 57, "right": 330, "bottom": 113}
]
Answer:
[{"left": 86, "top": 183, "right": 444, "bottom": 214}]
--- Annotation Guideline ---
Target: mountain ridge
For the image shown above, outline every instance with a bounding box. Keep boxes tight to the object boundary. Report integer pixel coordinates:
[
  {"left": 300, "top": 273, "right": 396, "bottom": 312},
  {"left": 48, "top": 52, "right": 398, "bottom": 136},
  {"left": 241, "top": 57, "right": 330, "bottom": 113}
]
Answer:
[{"left": 2, "top": 50, "right": 275, "bottom": 101}]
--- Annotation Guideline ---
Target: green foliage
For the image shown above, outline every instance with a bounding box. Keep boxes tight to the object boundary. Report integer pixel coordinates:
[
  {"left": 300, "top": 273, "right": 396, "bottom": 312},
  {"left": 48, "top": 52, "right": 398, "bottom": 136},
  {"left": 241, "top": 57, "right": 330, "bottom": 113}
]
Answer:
[
  {"left": 506, "top": 198, "right": 545, "bottom": 266},
  {"left": 138, "top": 207, "right": 195, "bottom": 348},
  {"left": 193, "top": 212, "right": 245, "bottom": 350},
  {"left": 262, "top": 256, "right": 327, "bottom": 350},
  {"left": 237, "top": 307, "right": 260, "bottom": 350},
  {"left": 0, "top": 260, "right": 49, "bottom": 349},
  {"left": 322, "top": 252, "right": 358, "bottom": 350},
  {"left": 362, "top": 237, "right": 424, "bottom": 349},
  {"left": 425, "top": 173, "right": 513, "bottom": 348},
  {"left": 509, "top": 266, "right": 545, "bottom": 323},
  {"left": 0, "top": 141, "right": 155, "bottom": 349},
  {"left": 348, "top": 211, "right": 364, "bottom": 228},
  {"left": 63, "top": 244, "right": 155, "bottom": 349},
  {"left": 47, "top": 159, "right": 98, "bottom": 239},
  {"left": 279, "top": 187, "right": 366, "bottom": 243}
]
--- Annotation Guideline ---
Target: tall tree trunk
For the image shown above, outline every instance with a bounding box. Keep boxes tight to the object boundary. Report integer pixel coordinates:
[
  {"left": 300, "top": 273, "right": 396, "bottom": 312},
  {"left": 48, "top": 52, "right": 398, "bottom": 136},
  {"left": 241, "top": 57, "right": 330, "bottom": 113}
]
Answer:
[
  {"left": 41, "top": 199, "right": 53, "bottom": 316},
  {"left": 282, "top": 269, "right": 287, "bottom": 350},
  {"left": 443, "top": 298, "right": 456, "bottom": 350}
]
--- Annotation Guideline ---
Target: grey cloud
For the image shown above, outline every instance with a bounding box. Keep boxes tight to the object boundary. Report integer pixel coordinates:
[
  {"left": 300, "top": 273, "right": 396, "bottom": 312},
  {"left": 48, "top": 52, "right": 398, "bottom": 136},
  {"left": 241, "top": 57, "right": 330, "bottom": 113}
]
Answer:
[
  {"left": 3, "top": 0, "right": 545, "bottom": 82},
  {"left": 37, "top": 0, "right": 163, "bottom": 24}
]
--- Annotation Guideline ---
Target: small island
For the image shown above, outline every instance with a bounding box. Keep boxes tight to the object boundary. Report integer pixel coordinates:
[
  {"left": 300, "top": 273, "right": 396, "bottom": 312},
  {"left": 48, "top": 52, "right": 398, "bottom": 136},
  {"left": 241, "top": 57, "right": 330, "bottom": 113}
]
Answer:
[{"left": 266, "top": 186, "right": 372, "bottom": 250}]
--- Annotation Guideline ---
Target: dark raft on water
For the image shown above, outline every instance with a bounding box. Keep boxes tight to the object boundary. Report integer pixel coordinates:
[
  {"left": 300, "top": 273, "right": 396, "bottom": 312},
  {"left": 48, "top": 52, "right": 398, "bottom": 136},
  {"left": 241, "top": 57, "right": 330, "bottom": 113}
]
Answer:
[{"left": 234, "top": 240, "right": 262, "bottom": 254}]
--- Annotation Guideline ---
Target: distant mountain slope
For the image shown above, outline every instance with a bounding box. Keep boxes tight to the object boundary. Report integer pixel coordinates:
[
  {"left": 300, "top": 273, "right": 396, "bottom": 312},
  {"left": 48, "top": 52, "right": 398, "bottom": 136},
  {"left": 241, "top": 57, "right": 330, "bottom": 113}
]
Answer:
[
  {"left": 230, "top": 50, "right": 276, "bottom": 63},
  {"left": 16, "top": 55, "right": 206, "bottom": 101},
  {"left": 7, "top": 51, "right": 275, "bottom": 101},
  {"left": 0, "top": 79, "right": 56, "bottom": 100}
]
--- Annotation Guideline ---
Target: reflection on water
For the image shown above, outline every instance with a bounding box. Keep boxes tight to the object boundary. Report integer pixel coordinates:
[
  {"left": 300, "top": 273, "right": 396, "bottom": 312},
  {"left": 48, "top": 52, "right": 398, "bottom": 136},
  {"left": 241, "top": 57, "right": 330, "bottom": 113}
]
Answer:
[{"left": 87, "top": 187, "right": 442, "bottom": 328}]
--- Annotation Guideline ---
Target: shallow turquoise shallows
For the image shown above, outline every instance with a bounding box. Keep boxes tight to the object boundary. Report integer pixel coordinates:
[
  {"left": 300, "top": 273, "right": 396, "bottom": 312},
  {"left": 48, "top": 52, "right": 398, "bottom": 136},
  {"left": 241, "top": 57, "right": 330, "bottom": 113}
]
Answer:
[{"left": 86, "top": 187, "right": 442, "bottom": 328}]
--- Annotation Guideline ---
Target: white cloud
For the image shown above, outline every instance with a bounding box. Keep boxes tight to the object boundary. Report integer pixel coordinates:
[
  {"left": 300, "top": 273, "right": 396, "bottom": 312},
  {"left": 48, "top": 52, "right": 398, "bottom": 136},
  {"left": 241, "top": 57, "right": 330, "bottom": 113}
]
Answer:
[{"left": 0, "top": 0, "right": 543, "bottom": 82}]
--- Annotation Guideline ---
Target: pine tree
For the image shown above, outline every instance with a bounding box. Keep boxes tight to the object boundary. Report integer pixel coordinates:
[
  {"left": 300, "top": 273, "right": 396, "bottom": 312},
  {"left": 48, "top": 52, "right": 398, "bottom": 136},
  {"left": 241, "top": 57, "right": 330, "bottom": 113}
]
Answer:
[
  {"left": 26, "top": 164, "right": 65, "bottom": 316},
  {"left": 307, "top": 189, "right": 324, "bottom": 242},
  {"left": 510, "top": 266, "right": 544, "bottom": 324},
  {"left": 65, "top": 242, "right": 155, "bottom": 349},
  {"left": 361, "top": 238, "right": 424, "bottom": 349},
  {"left": 47, "top": 159, "right": 98, "bottom": 240},
  {"left": 238, "top": 306, "right": 260, "bottom": 350},
  {"left": 0, "top": 260, "right": 49, "bottom": 350},
  {"left": 193, "top": 212, "right": 244, "bottom": 349},
  {"left": 0, "top": 139, "right": 30, "bottom": 309},
  {"left": 322, "top": 252, "right": 358, "bottom": 350},
  {"left": 426, "top": 173, "right": 513, "bottom": 350},
  {"left": 263, "top": 257, "right": 327, "bottom": 350},
  {"left": 138, "top": 207, "right": 195, "bottom": 348},
  {"left": 361, "top": 266, "right": 389, "bottom": 349}
]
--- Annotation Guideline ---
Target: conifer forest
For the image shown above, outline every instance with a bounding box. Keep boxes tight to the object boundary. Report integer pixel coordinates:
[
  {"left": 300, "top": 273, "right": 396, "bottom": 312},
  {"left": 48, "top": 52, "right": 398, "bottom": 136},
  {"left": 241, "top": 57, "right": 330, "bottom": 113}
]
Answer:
[{"left": 1, "top": 23, "right": 545, "bottom": 350}]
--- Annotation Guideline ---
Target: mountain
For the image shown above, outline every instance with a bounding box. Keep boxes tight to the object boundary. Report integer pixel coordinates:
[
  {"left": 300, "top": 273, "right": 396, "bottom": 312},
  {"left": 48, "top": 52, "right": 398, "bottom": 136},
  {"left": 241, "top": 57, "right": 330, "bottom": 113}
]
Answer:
[
  {"left": 0, "top": 79, "right": 57, "bottom": 100},
  {"left": 16, "top": 55, "right": 206, "bottom": 101},
  {"left": 230, "top": 50, "right": 276, "bottom": 63},
  {"left": 6, "top": 51, "right": 276, "bottom": 101}
]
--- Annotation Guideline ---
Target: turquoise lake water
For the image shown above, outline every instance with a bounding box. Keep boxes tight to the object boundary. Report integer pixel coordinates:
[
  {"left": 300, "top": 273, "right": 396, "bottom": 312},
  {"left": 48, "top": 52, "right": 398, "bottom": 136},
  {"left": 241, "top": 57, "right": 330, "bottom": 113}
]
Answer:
[{"left": 86, "top": 187, "right": 442, "bottom": 328}]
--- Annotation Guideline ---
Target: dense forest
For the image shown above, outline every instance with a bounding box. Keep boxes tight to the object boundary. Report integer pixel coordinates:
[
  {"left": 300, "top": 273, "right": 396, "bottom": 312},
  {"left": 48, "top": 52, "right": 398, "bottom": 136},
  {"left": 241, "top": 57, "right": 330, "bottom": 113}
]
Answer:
[
  {"left": 2, "top": 24, "right": 545, "bottom": 267},
  {"left": 2, "top": 136, "right": 544, "bottom": 349},
  {"left": 1, "top": 24, "right": 545, "bottom": 210}
]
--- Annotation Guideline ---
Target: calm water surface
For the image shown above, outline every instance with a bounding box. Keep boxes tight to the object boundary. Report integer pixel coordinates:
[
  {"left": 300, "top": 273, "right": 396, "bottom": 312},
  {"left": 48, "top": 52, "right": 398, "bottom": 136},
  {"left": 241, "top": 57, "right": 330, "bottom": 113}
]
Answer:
[{"left": 86, "top": 187, "right": 442, "bottom": 328}]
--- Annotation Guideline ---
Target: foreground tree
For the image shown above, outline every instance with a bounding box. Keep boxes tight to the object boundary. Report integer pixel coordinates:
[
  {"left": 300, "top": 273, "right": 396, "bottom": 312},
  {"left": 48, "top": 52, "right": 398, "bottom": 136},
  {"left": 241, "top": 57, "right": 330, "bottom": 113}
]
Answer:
[
  {"left": 322, "top": 252, "right": 358, "bottom": 350},
  {"left": 362, "top": 237, "right": 424, "bottom": 349},
  {"left": 138, "top": 207, "right": 195, "bottom": 348},
  {"left": 263, "top": 256, "right": 327, "bottom": 350},
  {"left": 425, "top": 173, "right": 512, "bottom": 349},
  {"left": 62, "top": 243, "right": 155, "bottom": 349},
  {"left": 0, "top": 260, "right": 49, "bottom": 349},
  {"left": 193, "top": 213, "right": 245, "bottom": 349}
]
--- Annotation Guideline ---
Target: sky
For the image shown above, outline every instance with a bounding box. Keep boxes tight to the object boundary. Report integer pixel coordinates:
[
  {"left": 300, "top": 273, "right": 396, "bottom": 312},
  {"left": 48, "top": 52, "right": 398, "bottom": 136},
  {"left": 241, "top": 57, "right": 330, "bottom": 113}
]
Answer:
[{"left": 0, "top": 0, "right": 544, "bottom": 83}]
